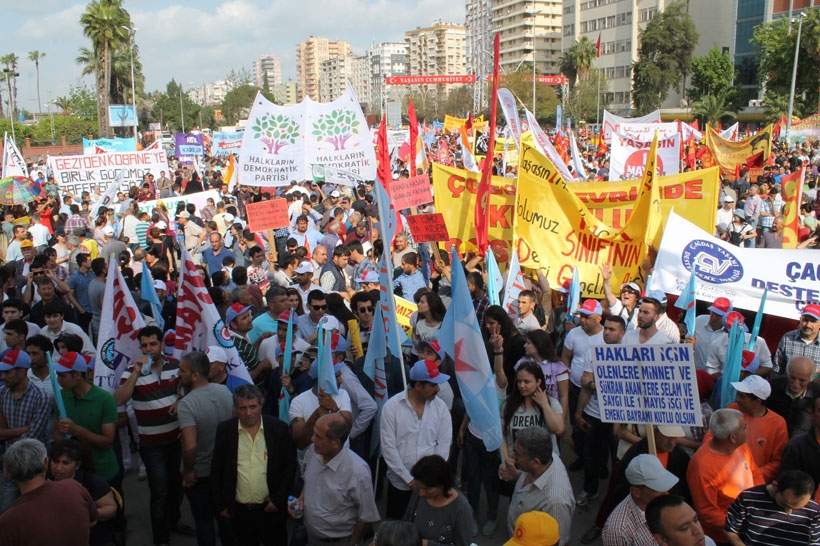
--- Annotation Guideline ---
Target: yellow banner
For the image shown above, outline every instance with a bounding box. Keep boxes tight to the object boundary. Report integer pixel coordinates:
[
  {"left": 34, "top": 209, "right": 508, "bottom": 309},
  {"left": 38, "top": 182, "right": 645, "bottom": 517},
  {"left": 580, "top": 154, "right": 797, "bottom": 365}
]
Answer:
[
  {"left": 514, "top": 141, "right": 662, "bottom": 298},
  {"left": 705, "top": 124, "right": 773, "bottom": 177},
  {"left": 432, "top": 163, "right": 718, "bottom": 268},
  {"left": 443, "top": 114, "right": 486, "bottom": 133}
]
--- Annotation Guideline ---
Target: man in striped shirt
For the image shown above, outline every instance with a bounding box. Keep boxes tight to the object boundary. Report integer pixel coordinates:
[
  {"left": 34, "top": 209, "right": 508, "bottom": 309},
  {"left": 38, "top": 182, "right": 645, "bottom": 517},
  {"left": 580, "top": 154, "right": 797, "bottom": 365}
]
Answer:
[
  {"left": 115, "top": 325, "right": 184, "bottom": 546},
  {"left": 725, "top": 470, "right": 820, "bottom": 546}
]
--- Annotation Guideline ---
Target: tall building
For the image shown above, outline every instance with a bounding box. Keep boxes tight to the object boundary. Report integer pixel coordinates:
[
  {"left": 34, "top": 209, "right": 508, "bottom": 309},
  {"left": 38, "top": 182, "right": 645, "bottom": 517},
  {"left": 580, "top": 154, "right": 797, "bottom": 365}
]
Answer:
[
  {"left": 187, "top": 80, "right": 233, "bottom": 106},
  {"left": 465, "top": 0, "right": 493, "bottom": 111},
  {"left": 492, "top": 0, "right": 563, "bottom": 75},
  {"left": 405, "top": 21, "right": 468, "bottom": 104},
  {"left": 367, "top": 42, "right": 409, "bottom": 116},
  {"left": 296, "top": 37, "right": 351, "bottom": 101},
  {"left": 318, "top": 54, "right": 370, "bottom": 105},
  {"left": 254, "top": 55, "right": 282, "bottom": 89},
  {"left": 562, "top": 0, "right": 733, "bottom": 115},
  {"left": 271, "top": 80, "right": 298, "bottom": 105},
  {"left": 735, "top": 0, "right": 820, "bottom": 104}
]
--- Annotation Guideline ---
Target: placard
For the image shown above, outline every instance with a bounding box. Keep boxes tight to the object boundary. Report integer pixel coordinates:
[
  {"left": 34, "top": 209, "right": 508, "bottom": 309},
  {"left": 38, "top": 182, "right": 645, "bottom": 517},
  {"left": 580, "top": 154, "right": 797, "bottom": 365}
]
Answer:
[
  {"left": 47, "top": 150, "right": 170, "bottom": 196},
  {"left": 405, "top": 213, "right": 450, "bottom": 243},
  {"left": 593, "top": 343, "right": 702, "bottom": 427},
  {"left": 390, "top": 174, "right": 433, "bottom": 210},
  {"left": 245, "top": 199, "right": 289, "bottom": 232}
]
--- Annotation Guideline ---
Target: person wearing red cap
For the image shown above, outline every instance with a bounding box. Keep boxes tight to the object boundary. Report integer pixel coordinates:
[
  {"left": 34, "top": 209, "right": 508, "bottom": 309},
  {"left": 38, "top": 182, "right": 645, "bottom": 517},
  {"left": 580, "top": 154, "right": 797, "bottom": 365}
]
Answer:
[
  {"left": 691, "top": 297, "right": 733, "bottom": 372},
  {"left": 773, "top": 303, "right": 820, "bottom": 377},
  {"left": 706, "top": 312, "right": 772, "bottom": 378}
]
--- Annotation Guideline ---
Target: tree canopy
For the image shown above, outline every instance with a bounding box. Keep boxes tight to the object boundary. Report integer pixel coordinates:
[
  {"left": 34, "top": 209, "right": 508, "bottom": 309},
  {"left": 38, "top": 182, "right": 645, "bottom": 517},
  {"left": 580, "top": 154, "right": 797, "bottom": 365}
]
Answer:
[
  {"left": 221, "top": 84, "right": 275, "bottom": 125},
  {"left": 688, "top": 45, "right": 741, "bottom": 109},
  {"left": 560, "top": 37, "right": 597, "bottom": 88}
]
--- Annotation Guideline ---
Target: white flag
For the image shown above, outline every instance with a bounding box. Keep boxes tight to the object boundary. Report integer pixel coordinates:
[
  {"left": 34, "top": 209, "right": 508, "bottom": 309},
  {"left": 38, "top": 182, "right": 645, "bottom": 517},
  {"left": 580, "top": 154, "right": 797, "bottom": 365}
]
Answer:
[
  {"left": 90, "top": 171, "right": 124, "bottom": 219},
  {"left": 524, "top": 109, "right": 576, "bottom": 181},
  {"left": 2, "top": 133, "right": 28, "bottom": 179},
  {"left": 173, "top": 247, "right": 253, "bottom": 384},
  {"left": 94, "top": 257, "right": 146, "bottom": 391},
  {"left": 569, "top": 129, "right": 589, "bottom": 180}
]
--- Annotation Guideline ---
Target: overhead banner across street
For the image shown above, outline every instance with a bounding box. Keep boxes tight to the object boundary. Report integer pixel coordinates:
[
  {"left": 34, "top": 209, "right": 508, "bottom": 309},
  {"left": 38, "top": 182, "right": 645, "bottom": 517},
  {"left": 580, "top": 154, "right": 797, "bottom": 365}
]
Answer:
[{"left": 47, "top": 149, "right": 170, "bottom": 196}]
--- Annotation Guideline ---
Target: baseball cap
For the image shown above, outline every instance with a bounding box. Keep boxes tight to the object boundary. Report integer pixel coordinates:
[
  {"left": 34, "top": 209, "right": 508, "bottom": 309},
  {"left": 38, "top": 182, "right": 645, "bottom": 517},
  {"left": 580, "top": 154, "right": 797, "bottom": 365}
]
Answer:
[
  {"left": 152, "top": 280, "right": 167, "bottom": 292},
  {"left": 504, "top": 511, "right": 560, "bottom": 546},
  {"left": 223, "top": 213, "right": 235, "bottom": 223},
  {"left": 84, "top": 355, "right": 95, "bottom": 371},
  {"left": 163, "top": 330, "right": 176, "bottom": 356},
  {"left": 176, "top": 211, "right": 191, "bottom": 219},
  {"left": 318, "top": 314, "right": 341, "bottom": 331},
  {"left": 578, "top": 299, "right": 602, "bottom": 316},
  {"left": 625, "top": 454, "right": 679, "bottom": 492},
  {"left": 308, "top": 359, "right": 346, "bottom": 379},
  {"left": 556, "top": 280, "right": 571, "bottom": 294},
  {"left": 707, "top": 297, "right": 732, "bottom": 317},
  {"left": 409, "top": 360, "right": 450, "bottom": 384},
  {"left": 732, "top": 374, "right": 771, "bottom": 400},
  {"left": 329, "top": 333, "right": 348, "bottom": 353},
  {"left": 155, "top": 221, "right": 168, "bottom": 230},
  {"left": 418, "top": 339, "right": 445, "bottom": 361},
  {"left": 0, "top": 349, "right": 32, "bottom": 371},
  {"left": 19, "top": 240, "right": 33, "bottom": 248},
  {"left": 225, "top": 303, "right": 252, "bottom": 325},
  {"left": 724, "top": 311, "right": 748, "bottom": 332},
  {"left": 205, "top": 345, "right": 227, "bottom": 363},
  {"left": 802, "top": 303, "right": 820, "bottom": 321},
  {"left": 53, "top": 351, "right": 88, "bottom": 373},
  {"left": 356, "top": 270, "right": 379, "bottom": 284},
  {"left": 295, "top": 261, "right": 314, "bottom": 275},
  {"left": 102, "top": 226, "right": 115, "bottom": 237},
  {"left": 330, "top": 190, "right": 341, "bottom": 198},
  {"left": 278, "top": 310, "right": 295, "bottom": 323},
  {"left": 73, "top": 227, "right": 86, "bottom": 237},
  {"left": 723, "top": 195, "right": 735, "bottom": 202},
  {"left": 740, "top": 350, "right": 760, "bottom": 373},
  {"left": 656, "top": 425, "right": 686, "bottom": 438},
  {"left": 620, "top": 281, "right": 641, "bottom": 293}
]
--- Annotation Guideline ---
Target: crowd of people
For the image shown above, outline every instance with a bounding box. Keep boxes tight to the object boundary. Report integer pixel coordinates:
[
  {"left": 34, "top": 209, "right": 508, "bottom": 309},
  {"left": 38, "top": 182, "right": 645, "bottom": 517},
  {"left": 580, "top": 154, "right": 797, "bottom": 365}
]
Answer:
[{"left": 0, "top": 133, "right": 819, "bottom": 546}]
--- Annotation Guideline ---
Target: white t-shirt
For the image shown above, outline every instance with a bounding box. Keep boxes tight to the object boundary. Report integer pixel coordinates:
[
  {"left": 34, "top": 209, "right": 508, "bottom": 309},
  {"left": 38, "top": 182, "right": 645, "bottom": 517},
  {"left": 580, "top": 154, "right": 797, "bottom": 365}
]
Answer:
[
  {"left": 503, "top": 398, "right": 563, "bottom": 456},
  {"left": 27, "top": 223, "right": 51, "bottom": 247},
  {"left": 622, "top": 328, "right": 673, "bottom": 345},
  {"left": 564, "top": 327, "right": 604, "bottom": 386},
  {"left": 289, "top": 388, "right": 352, "bottom": 468}
]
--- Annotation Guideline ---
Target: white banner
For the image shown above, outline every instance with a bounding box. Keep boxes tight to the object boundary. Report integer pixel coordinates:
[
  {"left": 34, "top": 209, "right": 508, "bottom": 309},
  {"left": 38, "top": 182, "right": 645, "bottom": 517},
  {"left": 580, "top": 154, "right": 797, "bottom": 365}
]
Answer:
[
  {"left": 47, "top": 149, "right": 170, "bottom": 196},
  {"left": 524, "top": 109, "right": 576, "bottom": 181},
  {"left": 610, "top": 131, "right": 680, "bottom": 180},
  {"left": 94, "top": 258, "right": 146, "bottom": 391},
  {"left": 240, "top": 82, "right": 375, "bottom": 186},
  {"left": 721, "top": 122, "right": 739, "bottom": 141},
  {"left": 618, "top": 122, "right": 679, "bottom": 141},
  {"left": 654, "top": 212, "right": 818, "bottom": 319},
  {"left": 680, "top": 123, "right": 703, "bottom": 143},
  {"left": 2, "top": 134, "right": 28, "bottom": 179},
  {"left": 497, "top": 88, "right": 522, "bottom": 149},
  {"left": 602, "top": 109, "right": 661, "bottom": 143}
]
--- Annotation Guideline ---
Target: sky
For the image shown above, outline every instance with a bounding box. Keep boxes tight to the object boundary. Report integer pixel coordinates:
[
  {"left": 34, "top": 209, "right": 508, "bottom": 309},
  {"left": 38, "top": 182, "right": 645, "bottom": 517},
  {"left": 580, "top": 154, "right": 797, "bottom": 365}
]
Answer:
[{"left": 1, "top": 0, "right": 465, "bottom": 112}]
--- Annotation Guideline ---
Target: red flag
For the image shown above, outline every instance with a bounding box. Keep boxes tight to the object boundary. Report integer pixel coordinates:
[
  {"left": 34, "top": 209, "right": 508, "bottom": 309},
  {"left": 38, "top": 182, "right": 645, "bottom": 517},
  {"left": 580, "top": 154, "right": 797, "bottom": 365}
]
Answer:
[
  {"left": 595, "top": 33, "right": 601, "bottom": 58},
  {"left": 690, "top": 120, "right": 699, "bottom": 131},
  {"left": 408, "top": 100, "right": 419, "bottom": 176},
  {"left": 597, "top": 136, "right": 608, "bottom": 158},
  {"left": 746, "top": 151, "right": 764, "bottom": 169},
  {"left": 376, "top": 116, "right": 391, "bottom": 193},
  {"left": 734, "top": 162, "right": 741, "bottom": 180},
  {"left": 476, "top": 34, "right": 500, "bottom": 256},
  {"left": 684, "top": 135, "right": 696, "bottom": 169}
]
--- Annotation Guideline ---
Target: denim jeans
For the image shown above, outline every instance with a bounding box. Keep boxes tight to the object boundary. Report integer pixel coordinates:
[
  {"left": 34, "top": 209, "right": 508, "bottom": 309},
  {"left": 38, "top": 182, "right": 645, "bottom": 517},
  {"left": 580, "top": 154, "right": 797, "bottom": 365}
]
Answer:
[
  {"left": 185, "top": 477, "right": 234, "bottom": 546},
  {"left": 462, "top": 432, "right": 500, "bottom": 522},
  {"left": 581, "top": 413, "right": 616, "bottom": 496},
  {"left": 140, "top": 441, "right": 184, "bottom": 545}
]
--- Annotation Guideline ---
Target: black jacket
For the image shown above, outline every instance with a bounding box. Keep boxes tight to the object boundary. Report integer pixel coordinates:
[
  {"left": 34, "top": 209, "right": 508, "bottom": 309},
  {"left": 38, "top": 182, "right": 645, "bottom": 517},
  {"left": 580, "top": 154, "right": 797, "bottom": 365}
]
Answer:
[
  {"left": 210, "top": 415, "right": 297, "bottom": 514},
  {"left": 765, "top": 377, "right": 820, "bottom": 438},
  {"left": 781, "top": 430, "right": 820, "bottom": 496}
]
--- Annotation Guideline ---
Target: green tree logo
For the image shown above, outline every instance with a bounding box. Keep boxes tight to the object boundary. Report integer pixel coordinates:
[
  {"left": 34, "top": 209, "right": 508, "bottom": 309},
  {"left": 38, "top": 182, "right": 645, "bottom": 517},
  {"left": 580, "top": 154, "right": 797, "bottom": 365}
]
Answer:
[
  {"left": 312, "top": 108, "right": 361, "bottom": 151},
  {"left": 252, "top": 113, "right": 300, "bottom": 154}
]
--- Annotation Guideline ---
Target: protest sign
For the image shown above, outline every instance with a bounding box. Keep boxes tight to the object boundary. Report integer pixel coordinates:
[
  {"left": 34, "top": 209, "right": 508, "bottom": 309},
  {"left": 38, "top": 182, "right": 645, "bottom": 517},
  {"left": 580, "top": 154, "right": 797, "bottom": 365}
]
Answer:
[
  {"left": 617, "top": 122, "right": 679, "bottom": 141},
  {"left": 394, "top": 296, "right": 417, "bottom": 339},
  {"left": 610, "top": 131, "right": 680, "bottom": 180},
  {"left": 175, "top": 133, "right": 204, "bottom": 165},
  {"left": 514, "top": 141, "right": 662, "bottom": 298},
  {"left": 48, "top": 150, "right": 170, "bottom": 196},
  {"left": 83, "top": 137, "right": 137, "bottom": 154},
  {"left": 705, "top": 124, "right": 773, "bottom": 177},
  {"left": 654, "top": 212, "right": 820, "bottom": 319},
  {"left": 391, "top": 173, "right": 433, "bottom": 210},
  {"left": 245, "top": 199, "right": 289, "bottom": 232},
  {"left": 405, "top": 213, "right": 450, "bottom": 243},
  {"left": 602, "top": 109, "right": 661, "bottom": 143},
  {"left": 310, "top": 164, "right": 362, "bottom": 187},
  {"left": 786, "top": 113, "right": 820, "bottom": 145},
  {"left": 136, "top": 190, "right": 221, "bottom": 233},
  {"left": 593, "top": 343, "right": 701, "bottom": 426},
  {"left": 240, "top": 83, "right": 375, "bottom": 185},
  {"left": 2, "top": 134, "right": 27, "bottom": 178},
  {"left": 211, "top": 131, "right": 243, "bottom": 156}
]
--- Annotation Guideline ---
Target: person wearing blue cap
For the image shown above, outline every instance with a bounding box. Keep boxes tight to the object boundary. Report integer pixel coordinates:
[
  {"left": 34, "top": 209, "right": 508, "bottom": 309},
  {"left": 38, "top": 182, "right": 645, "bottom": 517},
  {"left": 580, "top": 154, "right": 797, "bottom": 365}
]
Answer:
[
  {"left": 380, "top": 359, "right": 452, "bottom": 520},
  {"left": 0, "top": 348, "right": 51, "bottom": 511},
  {"left": 226, "top": 302, "right": 273, "bottom": 397},
  {"left": 53, "top": 351, "right": 120, "bottom": 489}
]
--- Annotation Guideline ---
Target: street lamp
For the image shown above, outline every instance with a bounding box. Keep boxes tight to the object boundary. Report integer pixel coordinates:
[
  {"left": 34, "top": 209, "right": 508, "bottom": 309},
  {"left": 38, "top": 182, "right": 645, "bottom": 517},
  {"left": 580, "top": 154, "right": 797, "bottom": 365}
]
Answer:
[
  {"left": 123, "top": 25, "right": 138, "bottom": 141},
  {"left": 785, "top": 11, "right": 806, "bottom": 146},
  {"left": 2, "top": 68, "right": 20, "bottom": 142}
]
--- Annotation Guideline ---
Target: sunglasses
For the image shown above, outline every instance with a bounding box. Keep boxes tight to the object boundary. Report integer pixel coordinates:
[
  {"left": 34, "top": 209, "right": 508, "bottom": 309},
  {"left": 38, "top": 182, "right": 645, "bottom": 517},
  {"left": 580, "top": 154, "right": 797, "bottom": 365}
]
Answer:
[
  {"left": 311, "top": 304, "right": 327, "bottom": 311},
  {"left": 358, "top": 307, "right": 374, "bottom": 313}
]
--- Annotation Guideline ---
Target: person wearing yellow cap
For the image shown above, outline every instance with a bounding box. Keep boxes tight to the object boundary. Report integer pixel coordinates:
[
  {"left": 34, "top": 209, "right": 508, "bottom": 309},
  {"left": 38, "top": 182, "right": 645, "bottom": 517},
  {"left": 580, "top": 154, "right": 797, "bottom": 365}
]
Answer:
[{"left": 505, "top": 511, "right": 560, "bottom": 546}]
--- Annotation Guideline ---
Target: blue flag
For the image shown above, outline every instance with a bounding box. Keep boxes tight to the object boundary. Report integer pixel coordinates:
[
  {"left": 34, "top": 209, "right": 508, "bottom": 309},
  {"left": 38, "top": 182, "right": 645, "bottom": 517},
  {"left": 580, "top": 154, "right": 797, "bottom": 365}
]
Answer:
[
  {"left": 501, "top": 247, "right": 524, "bottom": 318},
  {"left": 141, "top": 262, "right": 164, "bottom": 330},
  {"left": 720, "top": 322, "right": 746, "bottom": 408},
  {"left": 567, "top": 266, "right": 581, "bottom": 315},
  {"left": 674, "top": 272, "right": 697, "bottom": 337},
  {"left": 317, "top": 326, "right": 338, "bottom": 395},
  {"left": 363, "top": 305, "right": 388, "bottom": 408},
  {"left": 748, "top": 288, "right": 768, "bottom": 351},
  {"left": 279, "top": 309, "right": 295, "bottom": 419},
  {"left": 439, "top": 247, "right": 503, "bottom": 451},
  {"left": 485, "top": 249, "right": 502, "bottom": 306}
]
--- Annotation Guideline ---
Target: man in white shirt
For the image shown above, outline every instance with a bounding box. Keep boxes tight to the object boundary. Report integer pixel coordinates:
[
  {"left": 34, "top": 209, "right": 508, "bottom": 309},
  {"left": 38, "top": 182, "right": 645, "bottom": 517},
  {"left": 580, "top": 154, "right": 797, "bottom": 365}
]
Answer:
[
  {"left": 27, "top": 214, "right": 51, "bottom": 254},
  {"left": 690, "top": 297, "right": 732, "bottom": 372},
  {"left": 622, "top": 295, "right": 674, "bottom": 345},
  {"left": 380, "top": 360, "right": 452, "bottom": 520},
  {"left": 40, "top": 301, "right": 95, "bottom": 357},
  {"left": 715, "top": 195, "right": 736, "bottom": 238},
  {"left": 515, "top": 290, "right": 542, "bottom": 334}
]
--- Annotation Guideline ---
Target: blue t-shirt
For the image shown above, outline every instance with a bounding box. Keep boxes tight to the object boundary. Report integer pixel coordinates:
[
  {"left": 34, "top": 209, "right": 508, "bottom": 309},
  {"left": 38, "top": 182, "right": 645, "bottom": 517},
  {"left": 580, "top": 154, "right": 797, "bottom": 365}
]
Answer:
[{"left": 68, "top": 270, "right": 95, "bottom": 309}]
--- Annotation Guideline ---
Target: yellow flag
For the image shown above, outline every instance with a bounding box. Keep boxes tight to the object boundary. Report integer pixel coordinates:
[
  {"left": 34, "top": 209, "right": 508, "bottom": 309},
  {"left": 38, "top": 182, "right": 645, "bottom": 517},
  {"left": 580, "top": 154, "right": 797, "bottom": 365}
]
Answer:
[{"left": 224, "top": 153, "right": 236, "bottom": 192}]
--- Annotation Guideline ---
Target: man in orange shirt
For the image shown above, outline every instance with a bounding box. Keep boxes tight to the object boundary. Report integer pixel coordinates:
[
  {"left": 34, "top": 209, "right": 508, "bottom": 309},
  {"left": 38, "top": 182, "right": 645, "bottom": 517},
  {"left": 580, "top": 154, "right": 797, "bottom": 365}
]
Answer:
[
  {"left": 729, "top": 374, "right": 789, "bottom": 482},
  {"left": 687, "top": 408, "right": 763, "bottom": 543}
]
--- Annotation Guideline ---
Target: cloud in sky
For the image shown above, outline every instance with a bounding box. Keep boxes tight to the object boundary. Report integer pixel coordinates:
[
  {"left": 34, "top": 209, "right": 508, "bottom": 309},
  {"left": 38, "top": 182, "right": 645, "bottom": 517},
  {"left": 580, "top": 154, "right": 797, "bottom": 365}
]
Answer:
[{"left": 2, "top": 0, "right": 464, "bottom": 112}]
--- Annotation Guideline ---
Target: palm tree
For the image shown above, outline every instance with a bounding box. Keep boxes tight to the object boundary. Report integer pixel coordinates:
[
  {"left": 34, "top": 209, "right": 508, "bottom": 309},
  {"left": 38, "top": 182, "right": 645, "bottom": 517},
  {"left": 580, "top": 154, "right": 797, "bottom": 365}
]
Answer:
[
  {"left": 79, "top": 0, "right": 130, "bottom": 137},
  {"left": 1, "top": 53, "right": 19, "bottom": 119},
  {"left": 27, "top": 50, "right": 45, "bottom": 113},
  {"left": 559, "top": 37, "right": 597, "bottom": 88},
  {"left": 692, "top": 94, "right": 736, "bottom": 128},
  {"left": 762, "top": 91, "right": 802, "bottom": 125}
]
